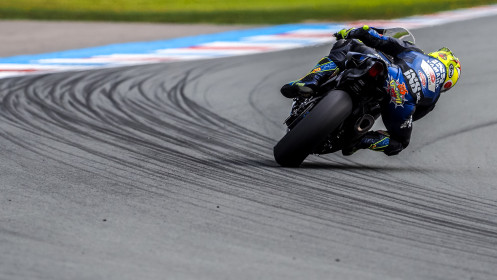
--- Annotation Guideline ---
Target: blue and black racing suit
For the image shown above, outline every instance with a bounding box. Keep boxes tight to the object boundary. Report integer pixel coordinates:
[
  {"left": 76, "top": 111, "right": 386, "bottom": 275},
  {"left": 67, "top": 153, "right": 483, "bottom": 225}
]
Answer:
[{"left": 333, "top": 27, "right": 447, "bottom": 156}]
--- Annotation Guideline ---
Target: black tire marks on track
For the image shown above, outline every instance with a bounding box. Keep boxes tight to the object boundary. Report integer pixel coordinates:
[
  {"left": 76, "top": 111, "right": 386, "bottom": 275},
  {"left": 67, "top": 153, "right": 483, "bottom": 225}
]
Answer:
[{"left": 1, "top": 55, "right": 496, "bottom": 278}]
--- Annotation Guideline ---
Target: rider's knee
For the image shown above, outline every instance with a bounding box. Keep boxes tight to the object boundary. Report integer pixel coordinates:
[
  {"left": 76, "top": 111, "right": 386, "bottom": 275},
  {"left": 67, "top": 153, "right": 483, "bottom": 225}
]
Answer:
[{"left": 384, "top": 138, "right": 409, "bottom": 156}]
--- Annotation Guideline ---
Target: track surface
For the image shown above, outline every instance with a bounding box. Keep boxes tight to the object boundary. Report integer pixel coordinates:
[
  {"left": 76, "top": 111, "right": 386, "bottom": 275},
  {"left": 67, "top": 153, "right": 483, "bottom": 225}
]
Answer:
[{"left": 1, "top": 17, "right": 497, "bottom": 279}]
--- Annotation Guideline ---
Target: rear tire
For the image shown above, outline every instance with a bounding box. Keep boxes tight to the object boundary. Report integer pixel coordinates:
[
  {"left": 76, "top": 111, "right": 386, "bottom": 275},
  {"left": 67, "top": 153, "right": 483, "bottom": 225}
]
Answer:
[{"left": 273, "top": 90, "right": 353, "bottom": 167}]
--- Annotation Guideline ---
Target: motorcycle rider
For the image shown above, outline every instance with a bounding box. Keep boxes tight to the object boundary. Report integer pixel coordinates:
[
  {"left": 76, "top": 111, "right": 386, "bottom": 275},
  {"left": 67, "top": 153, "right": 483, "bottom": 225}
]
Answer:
[{"left": 280, "top": 25, "right": 461, "bottom": 156}]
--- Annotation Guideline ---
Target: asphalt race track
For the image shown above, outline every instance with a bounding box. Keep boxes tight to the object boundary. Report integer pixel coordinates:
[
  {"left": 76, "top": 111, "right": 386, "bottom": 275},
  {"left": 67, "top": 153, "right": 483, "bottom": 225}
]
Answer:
[{"left": 1, "top": 17, "right": 497, "bottom": 280}]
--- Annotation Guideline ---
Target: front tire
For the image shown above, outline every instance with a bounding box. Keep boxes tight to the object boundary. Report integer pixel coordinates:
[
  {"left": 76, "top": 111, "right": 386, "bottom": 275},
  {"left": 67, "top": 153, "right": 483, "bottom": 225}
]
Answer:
[{"left": 273, "top": 90, "right": 353, "bottom": 167}]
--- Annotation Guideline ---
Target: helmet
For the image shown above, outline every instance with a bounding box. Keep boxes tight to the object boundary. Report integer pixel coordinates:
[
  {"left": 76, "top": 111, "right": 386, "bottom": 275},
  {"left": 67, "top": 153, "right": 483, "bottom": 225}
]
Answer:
[{"left": 428, "top": 47, "right": 461, "bottom": 92}]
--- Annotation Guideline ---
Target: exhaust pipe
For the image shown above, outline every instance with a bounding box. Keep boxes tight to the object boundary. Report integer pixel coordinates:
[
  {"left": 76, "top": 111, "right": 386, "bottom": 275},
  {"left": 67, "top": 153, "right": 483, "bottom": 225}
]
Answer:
[{"left": 354, "top": 114, "right": 375, "bottom": 133}]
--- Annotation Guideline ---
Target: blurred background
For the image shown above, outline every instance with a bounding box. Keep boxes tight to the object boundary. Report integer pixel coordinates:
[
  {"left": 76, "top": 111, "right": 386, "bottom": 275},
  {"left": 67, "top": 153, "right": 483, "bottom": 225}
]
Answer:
[
  {"left": 3, "top": 0, "right": 496, "bottom": 57},
  {"left": 1, "top": 0, "right": 497, "bottom": 24}
]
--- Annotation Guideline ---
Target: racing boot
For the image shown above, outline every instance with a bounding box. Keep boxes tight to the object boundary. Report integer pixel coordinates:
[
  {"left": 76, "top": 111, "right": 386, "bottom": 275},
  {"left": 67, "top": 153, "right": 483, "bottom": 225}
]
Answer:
[
  {"left": 280, "top": 57, "right": 338, "bottom": 98},
  {"left": 342, "top": 130, "right": 391, "bottom": 156}
]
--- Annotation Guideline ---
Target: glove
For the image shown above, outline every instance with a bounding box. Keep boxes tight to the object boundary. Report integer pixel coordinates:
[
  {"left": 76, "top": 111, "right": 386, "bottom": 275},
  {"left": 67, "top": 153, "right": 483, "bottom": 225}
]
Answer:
[
  {"left": 334, "top": 25, "right": 371, "bottom": 40},
  {"left": 334, "top": 28, "right": 354, "bottom": 40}
]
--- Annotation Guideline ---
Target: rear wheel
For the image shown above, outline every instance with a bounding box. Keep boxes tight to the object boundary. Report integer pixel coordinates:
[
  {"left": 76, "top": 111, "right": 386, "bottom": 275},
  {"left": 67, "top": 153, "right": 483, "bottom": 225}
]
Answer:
[{"left": 273, "top": 90, "right": 353, "bottom": 167}]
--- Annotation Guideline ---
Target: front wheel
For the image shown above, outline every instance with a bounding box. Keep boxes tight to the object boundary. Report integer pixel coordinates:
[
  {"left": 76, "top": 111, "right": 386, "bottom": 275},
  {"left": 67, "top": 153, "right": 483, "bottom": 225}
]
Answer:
[{"left": 273, "top": 90, "right": 353, "bottom": 167}]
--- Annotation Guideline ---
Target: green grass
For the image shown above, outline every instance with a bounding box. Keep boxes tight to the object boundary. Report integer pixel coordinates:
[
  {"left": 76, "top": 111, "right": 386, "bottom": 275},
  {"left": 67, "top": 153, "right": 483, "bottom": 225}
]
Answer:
[{"left": 1, "top": 0, "right": 497, "bottom": 24}]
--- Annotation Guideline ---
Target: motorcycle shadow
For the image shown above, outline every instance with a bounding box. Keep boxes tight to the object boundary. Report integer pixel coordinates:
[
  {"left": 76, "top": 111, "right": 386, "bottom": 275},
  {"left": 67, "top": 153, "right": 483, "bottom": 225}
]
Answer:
[
  {"left": 297, "top": 162, "right": 416, "bottom": 172},
  {"left": 227, "top": 158, "right": 432, "bottom": 173}
]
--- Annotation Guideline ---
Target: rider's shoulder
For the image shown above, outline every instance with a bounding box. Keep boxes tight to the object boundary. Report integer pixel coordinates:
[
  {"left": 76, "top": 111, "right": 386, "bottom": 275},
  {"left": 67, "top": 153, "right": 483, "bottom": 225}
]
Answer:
[{"left": 398, "top": 49, "right": 427, "bottom": 58}]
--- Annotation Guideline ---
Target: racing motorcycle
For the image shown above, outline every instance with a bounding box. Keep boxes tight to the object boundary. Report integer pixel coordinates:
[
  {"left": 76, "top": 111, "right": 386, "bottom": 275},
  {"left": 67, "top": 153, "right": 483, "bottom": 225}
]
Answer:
[{"left": 273, "top": 28, "right": 415, "bottom": 167}]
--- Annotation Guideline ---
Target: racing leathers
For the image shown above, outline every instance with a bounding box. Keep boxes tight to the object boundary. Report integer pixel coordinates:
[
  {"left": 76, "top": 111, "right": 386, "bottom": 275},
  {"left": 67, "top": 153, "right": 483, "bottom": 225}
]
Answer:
[{"left": 281, "top": 26, "right": 448, "bottom": 156}]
